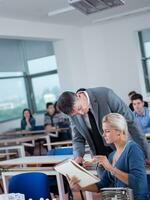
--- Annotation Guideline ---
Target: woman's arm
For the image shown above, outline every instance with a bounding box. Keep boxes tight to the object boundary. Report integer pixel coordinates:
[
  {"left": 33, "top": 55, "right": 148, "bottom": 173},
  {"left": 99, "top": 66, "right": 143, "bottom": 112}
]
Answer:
[
  {"left": 111, "top": 167, "right": 128, "bottom": 185},
  {"left": 93, "top": 155, "right": 129, "bottom": 185}
]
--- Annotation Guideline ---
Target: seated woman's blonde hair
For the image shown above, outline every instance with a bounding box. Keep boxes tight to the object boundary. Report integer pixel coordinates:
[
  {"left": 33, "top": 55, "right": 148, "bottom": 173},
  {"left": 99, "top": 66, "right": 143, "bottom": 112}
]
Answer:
[{"left": 102, "top": 113, "right": 128, "bottom": 136}]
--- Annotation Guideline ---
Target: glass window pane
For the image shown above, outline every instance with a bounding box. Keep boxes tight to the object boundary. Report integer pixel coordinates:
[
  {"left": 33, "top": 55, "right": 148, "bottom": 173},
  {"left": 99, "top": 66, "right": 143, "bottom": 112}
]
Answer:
[
  {"left": 28, "top": 55, "right": 57, "bottom": 75},
  {"left": 32, "top": 74, "right": 61, "bottom": 111},
  {"left": 0, "top": 72, "right": 23, "bottom": 78},
  {"left": 144, "top": 42, "right": 150, "bottom": 58},
  {"left": 0, "top": 78, "right": 28, "bottom": 122}
]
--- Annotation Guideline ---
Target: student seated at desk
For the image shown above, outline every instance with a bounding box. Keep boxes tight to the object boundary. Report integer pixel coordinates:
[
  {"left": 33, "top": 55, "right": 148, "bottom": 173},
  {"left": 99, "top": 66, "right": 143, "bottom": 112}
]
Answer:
[
  {"left": 67, "top": 113, "right": 148, "bottom": 200},
  {"left": 21, "top": 108, "right": 35, "bottom": 131},
  {"left": 21, "top": 108, "right": 36, "bottom": 155},
  {"left": 128, "top": 91, "right": 148, "bottom": 111},
  {"left": 131, "top": 94, "right": 150, "bottom": 134},
  {"left": 44, "top": 102, "right": 72, "bottom": 142}
]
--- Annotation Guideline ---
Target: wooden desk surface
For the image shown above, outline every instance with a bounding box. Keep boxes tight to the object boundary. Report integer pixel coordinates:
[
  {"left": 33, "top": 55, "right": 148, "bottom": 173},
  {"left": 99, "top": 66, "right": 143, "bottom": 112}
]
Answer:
[
  {"left": 0, "top": 152, "right": 17, "bottom": 158},
  {"left": 0, "top": 133, "right": 49, "bottom": 144},
  {"left": 0, "top": 154, "right": 91, "bottom": 167},
  {"left": 0, "top": 155, "right": 72, "bottom": 166},
  {"left": 0, "top": 128, "right": 69, "bottom": 137},
  {"left": 44, "top": 140, "right": 72, "bottom": 147}
]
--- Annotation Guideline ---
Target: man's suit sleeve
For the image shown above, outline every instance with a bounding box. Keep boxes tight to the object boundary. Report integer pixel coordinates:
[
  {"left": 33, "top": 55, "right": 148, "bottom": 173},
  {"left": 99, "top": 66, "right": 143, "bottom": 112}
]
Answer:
[
  {"left": 107, "top": 89, "right": 150, "bottom": 158},
  {"left": 71, "top": 119, "right": 86, "bottom": 157}
]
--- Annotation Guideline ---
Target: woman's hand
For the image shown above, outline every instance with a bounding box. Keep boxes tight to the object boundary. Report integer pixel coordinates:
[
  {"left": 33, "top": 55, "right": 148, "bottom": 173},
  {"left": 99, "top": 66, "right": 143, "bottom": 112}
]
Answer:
[
  {"left": 66, "top": 175, "right": 81, "bottom": 191},
  {"left": 93, "top": 155, "right": 113, "bottom": 172}
]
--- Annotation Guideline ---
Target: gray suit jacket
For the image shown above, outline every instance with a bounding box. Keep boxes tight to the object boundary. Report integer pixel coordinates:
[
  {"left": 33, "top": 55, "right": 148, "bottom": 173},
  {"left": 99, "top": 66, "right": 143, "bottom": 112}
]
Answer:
[{"left": 71, "top": 87, "right": 150, "bottom": 158}]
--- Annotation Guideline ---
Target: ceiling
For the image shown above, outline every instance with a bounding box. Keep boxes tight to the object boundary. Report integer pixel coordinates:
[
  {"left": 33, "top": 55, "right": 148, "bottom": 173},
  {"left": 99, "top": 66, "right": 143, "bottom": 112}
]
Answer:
[{"left": 0, "top": 0, "right": 150, "bottom": 26}]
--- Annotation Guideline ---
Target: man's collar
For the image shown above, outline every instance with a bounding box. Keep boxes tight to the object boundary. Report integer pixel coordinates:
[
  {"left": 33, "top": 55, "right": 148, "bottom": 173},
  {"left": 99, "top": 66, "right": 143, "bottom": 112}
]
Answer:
[
  {"left": 135, "top": 108, "right": 146, "bottom": 117},
  {"left": 82, "top": 91, "right": 91, "bottom": 109}
]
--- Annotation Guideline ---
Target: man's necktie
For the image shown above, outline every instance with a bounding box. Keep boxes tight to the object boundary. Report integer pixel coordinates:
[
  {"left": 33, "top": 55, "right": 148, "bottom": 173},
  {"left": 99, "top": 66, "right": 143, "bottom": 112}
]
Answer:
[{"left": 87, "top": 109, "right": 111, "bottom": 155}]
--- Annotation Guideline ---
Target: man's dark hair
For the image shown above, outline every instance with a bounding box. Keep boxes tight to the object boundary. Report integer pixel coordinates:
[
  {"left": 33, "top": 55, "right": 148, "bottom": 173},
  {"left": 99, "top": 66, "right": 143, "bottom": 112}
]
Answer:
[
  {"left": 131, "top": 93, "right": 143, "bottom": 102},
  {"left": 57, "top": 91, "right": 76, "bottom": 115},
  {"left": 128, "top": 91, "right": 136, "bottom": 97},
  {"left": 46, "top": 102, "right": 54, "bottom": 109},
  {"left": 76, "top": 88, "right": 86, "bottom": 93}
]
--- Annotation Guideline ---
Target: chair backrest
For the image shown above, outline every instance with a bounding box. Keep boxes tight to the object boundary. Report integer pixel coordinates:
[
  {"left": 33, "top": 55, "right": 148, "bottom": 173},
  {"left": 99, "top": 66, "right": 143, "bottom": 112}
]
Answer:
[
  {"left": 47, "top": 147, "right": 73, "bottom": 156},
  {"left": 8, "top": 172, "right": 50, "bottom": 200}
]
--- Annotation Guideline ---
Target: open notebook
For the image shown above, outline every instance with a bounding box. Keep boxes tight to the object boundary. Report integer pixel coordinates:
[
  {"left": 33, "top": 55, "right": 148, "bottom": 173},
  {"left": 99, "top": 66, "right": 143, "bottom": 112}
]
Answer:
[{"left": 55, "top": 159, "right": 99, "bottom": 188}]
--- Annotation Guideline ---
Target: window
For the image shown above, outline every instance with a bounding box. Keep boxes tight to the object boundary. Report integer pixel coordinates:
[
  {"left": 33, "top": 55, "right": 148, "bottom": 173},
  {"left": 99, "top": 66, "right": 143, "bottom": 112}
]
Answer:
[
  {"left": 28, "top": 55, "right": 57, "bottom": 74},
  {"left": 0, "top": 40, "right": 61, "bottom": 122},
  {"left": 139, "top": 29, "right": 150, "bottom": 93},
  {"left": 0, "top": 73, "right": 28, "bottom": 122},
  {"left": 32, "top": 74, "right": 60, "bottom": 111}
]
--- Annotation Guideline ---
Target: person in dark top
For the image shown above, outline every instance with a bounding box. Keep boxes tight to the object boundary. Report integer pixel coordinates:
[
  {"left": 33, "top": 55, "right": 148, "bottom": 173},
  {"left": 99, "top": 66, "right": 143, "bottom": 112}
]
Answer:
[
  {"left": 21, "top": 108, "right": 36, "bottom": 155},
  {"left": 44, "top": 102, "right": 72, "bottom": 142},
  {"left": 67, "top": 113, "right": 148, "bottom": 200},
  {"left": 21, "top": 108, "right": 35, "bottom": 130},
  {"left": 128, "top": 91, "right": 148, "bottom": 111}
]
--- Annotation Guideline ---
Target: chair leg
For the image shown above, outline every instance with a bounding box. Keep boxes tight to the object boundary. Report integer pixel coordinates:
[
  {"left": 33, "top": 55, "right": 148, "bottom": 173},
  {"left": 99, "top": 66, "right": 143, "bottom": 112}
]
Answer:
[
  {"left": 80, "top": 190, "right": 84, "bottom": 200},
  {"left": 0, "top": 181, "right": 4, "bottom": 193}
]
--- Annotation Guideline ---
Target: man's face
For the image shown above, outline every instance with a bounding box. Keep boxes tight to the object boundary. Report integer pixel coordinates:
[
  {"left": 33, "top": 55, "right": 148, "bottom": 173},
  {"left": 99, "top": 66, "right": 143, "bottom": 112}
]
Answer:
[
  {"left": 132, "top": 99, "right": 144, "bottom": 113},
  {"left": 71, "top": 94, "right": 89, "bottom": 116},
  {"left": 47, "top": 105, "right": 55, "bottom": 115}
]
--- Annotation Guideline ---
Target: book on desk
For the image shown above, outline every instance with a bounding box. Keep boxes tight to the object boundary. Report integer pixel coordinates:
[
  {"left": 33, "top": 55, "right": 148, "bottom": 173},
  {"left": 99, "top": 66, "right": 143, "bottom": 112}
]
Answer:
[{"left": 55, "top": 159, "right": 99, "bottom": 188}]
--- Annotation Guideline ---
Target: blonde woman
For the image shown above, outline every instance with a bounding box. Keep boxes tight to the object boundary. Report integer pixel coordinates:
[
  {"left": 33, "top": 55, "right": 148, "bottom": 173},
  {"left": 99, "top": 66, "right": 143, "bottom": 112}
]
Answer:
[{"left": 68, "top": 113, "right": 148, "bottom": 200}]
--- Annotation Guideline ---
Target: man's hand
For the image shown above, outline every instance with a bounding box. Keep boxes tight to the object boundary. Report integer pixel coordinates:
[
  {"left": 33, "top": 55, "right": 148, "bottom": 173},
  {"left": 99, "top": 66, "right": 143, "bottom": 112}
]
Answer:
[{"left": 74, "top": 156, "right": 84, "bottom": 165}]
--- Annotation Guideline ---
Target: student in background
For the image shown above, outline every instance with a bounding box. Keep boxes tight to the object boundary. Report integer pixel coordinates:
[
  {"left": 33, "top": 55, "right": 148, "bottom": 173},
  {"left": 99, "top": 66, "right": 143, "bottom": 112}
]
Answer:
[
  {"left": 44, "top": 102, "right": 56, "bottom": 134},
  {"left": 132, "top": 93, "right": 150, "bottom": 134},
  {"left": 44, "top": 102, "right": 72, "bottom": 142},
  {"left": 21, "top": 108, "right": 35, "bottom": 130},
  {"left": 21, "top": 108, "right": 36, "bottom": 155},
  {"left": 128, "top": 91, "right": 137, "bottom": 111},
  {"left": 128, "top": 91, "right": 148, "bottom": 111},
  {"left": 67, "top": 113, "right": 148, "bottom": 200}
]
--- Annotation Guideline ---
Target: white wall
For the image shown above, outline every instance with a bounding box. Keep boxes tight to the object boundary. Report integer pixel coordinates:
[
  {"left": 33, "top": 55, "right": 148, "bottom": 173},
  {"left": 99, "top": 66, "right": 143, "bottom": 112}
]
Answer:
[
  {"left": 0, "top": 18, "right": 86, "bottom": 91},
  {"left": 81, "top": 12, "right": 150, "bottom": 103},
  {"left": 1, "top": 12, "right": 150, "bottom": 131}
]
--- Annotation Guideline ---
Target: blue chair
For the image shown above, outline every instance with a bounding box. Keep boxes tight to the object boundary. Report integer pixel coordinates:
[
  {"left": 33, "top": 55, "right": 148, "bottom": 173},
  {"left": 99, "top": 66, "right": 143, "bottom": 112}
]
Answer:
[
  {"left": 9, "top": 172, "right": 51, "bottom": 200},
  {"left": 47, "top": 146, "right": 73, "bottom": 156}
]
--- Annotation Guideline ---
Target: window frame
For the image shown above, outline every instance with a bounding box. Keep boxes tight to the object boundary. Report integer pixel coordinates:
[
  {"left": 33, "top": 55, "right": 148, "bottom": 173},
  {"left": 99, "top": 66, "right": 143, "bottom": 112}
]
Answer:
[
  {"left": 0, "top": 63, "right": 59, "bottom": 123},
  {"left": 0, "top": 73, "right": 28, "bottom": 122},
  {"left": 138, "top": 31, "right": 150, "bottom": 93}
]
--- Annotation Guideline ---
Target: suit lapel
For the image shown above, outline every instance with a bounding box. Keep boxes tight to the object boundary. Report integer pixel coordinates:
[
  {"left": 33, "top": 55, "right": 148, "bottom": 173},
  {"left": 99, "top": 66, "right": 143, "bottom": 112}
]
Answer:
[
  {"left": 75, "top": 115, "right": 89, "bottom": 134},
  {"left": 86, "top": 89, "right": 102, "bottom": 133}
]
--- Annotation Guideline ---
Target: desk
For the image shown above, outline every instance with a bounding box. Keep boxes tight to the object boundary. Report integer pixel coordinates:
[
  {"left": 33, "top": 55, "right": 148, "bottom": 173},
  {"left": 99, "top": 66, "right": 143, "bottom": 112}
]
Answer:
[
  {"left": 44, "top": 140, "right": 72, "bottom": 147},
  {"left": 0, "top": 133, "right": 52, "bottom": 150},
  {"left": 1, "top": 128, "right": 69, "bottom": 137},
  {"left": 0, "top": 155, "right": 72, "bottom": 167},
  {"left": 0, "top": 154, "right": 92, "bottom": 200},
  {"left": 0, "top": 129, "right": 69, "bottom": 151},
  {"left": 0, "top": 152, "right": 16, "bottom": 158},
  {"left": 0, "top": 155, "right": 71, "bottom": 200},
  {"left": 0, "top": 145, "right": 25, "bottom": 158}
]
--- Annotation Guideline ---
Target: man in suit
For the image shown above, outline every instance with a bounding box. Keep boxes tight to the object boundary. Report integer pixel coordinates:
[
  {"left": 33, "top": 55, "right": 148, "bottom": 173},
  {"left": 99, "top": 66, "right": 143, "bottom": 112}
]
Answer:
[{"left": 57, "top": 87, "right": 150, "bottom": 166}]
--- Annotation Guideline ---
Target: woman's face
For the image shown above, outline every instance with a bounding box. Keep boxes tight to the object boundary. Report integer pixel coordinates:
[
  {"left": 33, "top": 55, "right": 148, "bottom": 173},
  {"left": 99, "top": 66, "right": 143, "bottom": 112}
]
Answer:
[
  {"left": 102, "top": 122, "right": 120, "bottom": 144},
  {"left": 24, "top": 110, "right": 30, "bottom": 118}
]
